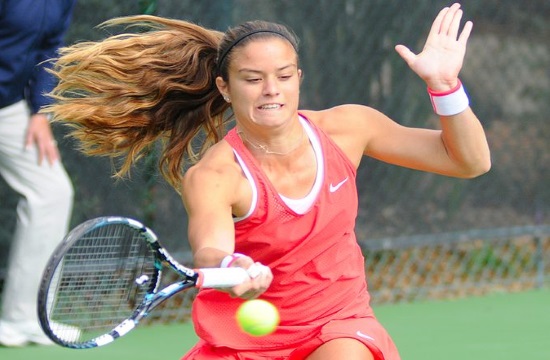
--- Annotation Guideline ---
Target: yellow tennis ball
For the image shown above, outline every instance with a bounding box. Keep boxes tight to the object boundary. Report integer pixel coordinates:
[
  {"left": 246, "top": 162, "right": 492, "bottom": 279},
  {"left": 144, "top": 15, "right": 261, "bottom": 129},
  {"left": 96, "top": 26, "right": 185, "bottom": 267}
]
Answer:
[{"left": 236, "top": 299, "right": 280, "bottom": 337}]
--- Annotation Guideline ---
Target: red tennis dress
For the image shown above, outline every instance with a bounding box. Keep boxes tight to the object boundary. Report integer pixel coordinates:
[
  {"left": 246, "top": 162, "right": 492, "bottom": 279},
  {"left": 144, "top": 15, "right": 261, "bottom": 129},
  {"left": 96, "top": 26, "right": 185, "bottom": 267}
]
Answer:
[{"left": 183, "top": 115, "right": 400, "bottom": 360}]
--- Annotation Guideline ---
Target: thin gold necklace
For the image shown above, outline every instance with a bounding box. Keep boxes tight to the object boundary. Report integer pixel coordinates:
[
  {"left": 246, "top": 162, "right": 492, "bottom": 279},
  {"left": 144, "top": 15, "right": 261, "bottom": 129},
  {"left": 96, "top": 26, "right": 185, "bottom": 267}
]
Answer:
[{"left": 237, "top": 127, "right": 306, "bottom": 156}]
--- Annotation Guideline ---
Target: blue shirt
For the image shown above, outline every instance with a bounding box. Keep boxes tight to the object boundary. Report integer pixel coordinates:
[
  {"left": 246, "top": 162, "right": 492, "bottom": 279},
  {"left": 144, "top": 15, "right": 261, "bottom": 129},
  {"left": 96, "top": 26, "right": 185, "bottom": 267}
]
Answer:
[{"left": 0, "top": 0, "right": 75, "bottom": 114}]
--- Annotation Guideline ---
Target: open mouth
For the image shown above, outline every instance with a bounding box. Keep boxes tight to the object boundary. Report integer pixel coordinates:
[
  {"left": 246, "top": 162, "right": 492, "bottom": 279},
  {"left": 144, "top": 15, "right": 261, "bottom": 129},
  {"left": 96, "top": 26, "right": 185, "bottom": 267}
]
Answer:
[{"left": 258, "top": 104, "right": 283, "bottom": 110}]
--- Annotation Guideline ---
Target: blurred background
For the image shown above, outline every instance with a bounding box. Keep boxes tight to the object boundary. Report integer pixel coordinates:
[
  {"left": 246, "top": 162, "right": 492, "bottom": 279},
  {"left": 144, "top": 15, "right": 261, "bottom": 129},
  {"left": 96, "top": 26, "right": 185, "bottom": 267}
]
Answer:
[{"left": 1, "top": 0, "right": 549, "bottom": 307}]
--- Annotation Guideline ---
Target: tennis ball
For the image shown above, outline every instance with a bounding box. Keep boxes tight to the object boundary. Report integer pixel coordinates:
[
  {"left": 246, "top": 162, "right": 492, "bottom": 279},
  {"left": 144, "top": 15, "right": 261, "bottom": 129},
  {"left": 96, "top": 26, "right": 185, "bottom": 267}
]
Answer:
[{"left": 236, "top": 299, "right": 280, "bottom": 336}]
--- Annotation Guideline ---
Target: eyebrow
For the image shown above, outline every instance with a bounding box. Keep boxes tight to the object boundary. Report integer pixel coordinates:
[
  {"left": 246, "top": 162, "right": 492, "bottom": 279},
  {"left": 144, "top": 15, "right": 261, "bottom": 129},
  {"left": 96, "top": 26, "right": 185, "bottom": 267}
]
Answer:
[{"left": 237, "top": 64, "right": 297, "bottom": 74}]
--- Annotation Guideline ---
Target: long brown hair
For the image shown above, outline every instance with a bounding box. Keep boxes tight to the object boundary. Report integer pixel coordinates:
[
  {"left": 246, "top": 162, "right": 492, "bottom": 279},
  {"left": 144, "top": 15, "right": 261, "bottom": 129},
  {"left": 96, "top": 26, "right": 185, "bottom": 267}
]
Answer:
[{"left": 46, "top": 16, "right": 299, "bottom": 191}]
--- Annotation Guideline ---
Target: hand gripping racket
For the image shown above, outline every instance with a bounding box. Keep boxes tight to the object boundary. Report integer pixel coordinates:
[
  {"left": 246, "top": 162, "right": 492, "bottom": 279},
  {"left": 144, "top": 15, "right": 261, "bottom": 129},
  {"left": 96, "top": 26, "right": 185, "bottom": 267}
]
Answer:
[{"left": 37, "top": 216, "right": 250, "bottom": 349}]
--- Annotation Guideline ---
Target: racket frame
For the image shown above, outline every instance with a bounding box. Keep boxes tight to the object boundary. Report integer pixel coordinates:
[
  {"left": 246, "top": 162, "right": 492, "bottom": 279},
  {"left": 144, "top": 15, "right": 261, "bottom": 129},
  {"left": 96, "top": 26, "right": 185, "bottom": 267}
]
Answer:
[{"left": 37, "top": 216, "right": 247, "bottom": 349}]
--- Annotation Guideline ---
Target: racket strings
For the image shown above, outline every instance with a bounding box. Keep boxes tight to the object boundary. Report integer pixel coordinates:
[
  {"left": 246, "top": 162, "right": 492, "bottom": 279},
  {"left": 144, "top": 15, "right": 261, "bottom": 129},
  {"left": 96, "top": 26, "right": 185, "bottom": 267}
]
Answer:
[{"left": 46, "top": 224, "right": 158, "bottom": 342}]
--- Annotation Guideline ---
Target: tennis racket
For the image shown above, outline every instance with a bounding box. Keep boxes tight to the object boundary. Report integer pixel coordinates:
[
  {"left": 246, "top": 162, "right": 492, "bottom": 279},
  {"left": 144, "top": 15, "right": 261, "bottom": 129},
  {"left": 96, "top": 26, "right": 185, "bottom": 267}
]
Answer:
[{"left": 37, "top": 216, "right": 251, "bottom": 349}]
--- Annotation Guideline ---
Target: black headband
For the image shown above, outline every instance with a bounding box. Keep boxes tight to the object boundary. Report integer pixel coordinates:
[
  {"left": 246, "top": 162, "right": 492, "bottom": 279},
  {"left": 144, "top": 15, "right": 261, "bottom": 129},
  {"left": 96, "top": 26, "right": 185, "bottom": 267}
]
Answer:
[{"left": 217, "top": 30, "right": 293, "bottom": 72}]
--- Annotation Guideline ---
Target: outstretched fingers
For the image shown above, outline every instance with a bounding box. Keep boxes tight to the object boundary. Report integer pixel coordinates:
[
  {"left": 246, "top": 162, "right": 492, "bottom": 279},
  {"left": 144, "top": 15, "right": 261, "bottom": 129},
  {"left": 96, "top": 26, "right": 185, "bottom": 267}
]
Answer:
[
  {"left": 426, "top": 3, "right": 472, "bottom": 53},
  {"left": 430, "top": 6, "right": 448, "bottom": 35},
  {"left": 440, "top": 4, "right": 461, "bottom": 35},
  {"left": 447, "top": 7, "right": 463, "bottom": 38},
  {"left": 458, "top": 20, "right": 473, "bottom": 46},
  {"left": 429, "top": 3, "right": 464, "bottom": 38}
]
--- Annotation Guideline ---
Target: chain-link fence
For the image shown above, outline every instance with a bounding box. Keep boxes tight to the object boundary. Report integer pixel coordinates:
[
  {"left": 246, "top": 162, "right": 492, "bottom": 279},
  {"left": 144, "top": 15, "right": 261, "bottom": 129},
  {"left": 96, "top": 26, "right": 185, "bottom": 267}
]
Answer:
[
  {"left": 1, "top": 0, "right": 549, "bottom": 306},
  {"left": 143, "top": 225, "right": 550, "bottom": 324}
]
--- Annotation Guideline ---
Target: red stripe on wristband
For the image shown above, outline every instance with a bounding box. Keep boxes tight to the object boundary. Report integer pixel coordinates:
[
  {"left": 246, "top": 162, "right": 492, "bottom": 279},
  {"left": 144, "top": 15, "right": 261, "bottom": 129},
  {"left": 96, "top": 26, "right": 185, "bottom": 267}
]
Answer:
[
  {"left": 427, "top": 79, "right": 462, "bottom": 96},
  {"left": 220, "top": 253, "right": 245, "bottom": 268}
]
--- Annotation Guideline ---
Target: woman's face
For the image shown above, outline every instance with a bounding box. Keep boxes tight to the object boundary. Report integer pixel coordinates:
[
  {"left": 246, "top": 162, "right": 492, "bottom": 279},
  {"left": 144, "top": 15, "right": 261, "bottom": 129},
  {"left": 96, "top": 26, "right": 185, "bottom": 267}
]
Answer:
[{"left": 216, "top": 37, "right": 302, "bottom": 130}]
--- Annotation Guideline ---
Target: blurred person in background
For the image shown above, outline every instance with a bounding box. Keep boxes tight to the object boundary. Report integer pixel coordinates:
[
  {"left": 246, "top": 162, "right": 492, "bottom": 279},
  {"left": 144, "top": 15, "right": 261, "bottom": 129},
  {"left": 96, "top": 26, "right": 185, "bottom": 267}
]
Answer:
[{"left": 0, "top": 0, "right": 75, "bottom": 347}]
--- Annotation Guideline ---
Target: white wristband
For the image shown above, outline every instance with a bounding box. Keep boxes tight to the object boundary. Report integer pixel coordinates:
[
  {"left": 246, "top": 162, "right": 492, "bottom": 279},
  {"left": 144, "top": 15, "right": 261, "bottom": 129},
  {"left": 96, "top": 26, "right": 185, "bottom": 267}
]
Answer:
[
  {"left": 428, "top": 80, "right": 470, "bottom": 116},
  {"left": 220, "top": 253, "right": 245, "bottom": 268}
]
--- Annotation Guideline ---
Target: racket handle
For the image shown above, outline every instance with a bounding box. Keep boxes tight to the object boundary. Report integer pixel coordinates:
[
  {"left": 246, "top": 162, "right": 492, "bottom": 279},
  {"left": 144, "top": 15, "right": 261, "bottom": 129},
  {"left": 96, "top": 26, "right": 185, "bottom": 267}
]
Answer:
[{"left": 195, "top": 267, "right": 251, "bottom": 288}]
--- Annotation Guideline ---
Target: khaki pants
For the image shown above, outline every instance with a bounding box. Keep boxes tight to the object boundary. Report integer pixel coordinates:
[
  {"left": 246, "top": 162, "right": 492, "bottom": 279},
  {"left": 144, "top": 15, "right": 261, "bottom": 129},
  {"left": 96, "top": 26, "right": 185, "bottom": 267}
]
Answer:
[{"left": 0, "top": 100, "right": 73, "bottom": 336}]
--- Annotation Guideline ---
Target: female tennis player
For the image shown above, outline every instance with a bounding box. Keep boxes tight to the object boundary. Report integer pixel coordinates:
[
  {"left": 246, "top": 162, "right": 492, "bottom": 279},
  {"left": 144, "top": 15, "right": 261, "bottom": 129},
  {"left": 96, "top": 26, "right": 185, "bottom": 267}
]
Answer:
[{"left": 46, "top": 3, "right": 490, "bottom": 359}]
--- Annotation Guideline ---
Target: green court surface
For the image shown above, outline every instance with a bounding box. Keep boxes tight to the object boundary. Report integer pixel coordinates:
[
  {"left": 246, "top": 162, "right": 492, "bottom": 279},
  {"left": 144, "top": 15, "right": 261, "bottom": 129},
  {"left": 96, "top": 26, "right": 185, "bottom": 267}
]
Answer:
[{"left": 1, "top": 288, "right": 548, "bottom": 360}]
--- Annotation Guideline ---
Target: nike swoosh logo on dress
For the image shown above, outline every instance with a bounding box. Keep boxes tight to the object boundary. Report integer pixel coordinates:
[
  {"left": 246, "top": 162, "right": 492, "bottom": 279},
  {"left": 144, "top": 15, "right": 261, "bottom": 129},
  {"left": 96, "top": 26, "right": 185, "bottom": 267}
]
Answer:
[{"left": 329, "top": 177, "right": 349, "bottom": 192}]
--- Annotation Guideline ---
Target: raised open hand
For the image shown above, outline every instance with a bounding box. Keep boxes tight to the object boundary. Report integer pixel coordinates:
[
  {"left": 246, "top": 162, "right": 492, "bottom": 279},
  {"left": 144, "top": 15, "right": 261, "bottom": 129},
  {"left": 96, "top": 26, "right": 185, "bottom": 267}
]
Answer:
[{"left": 395, "top": 3, "right": 472, "bottom": 91}]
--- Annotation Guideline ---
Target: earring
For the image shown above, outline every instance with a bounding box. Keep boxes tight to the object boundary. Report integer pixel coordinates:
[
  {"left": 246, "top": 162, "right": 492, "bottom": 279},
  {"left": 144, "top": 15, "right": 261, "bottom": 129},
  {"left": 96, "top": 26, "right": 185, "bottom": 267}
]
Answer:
[{"left": 223, "top": 96, "right": 231, "bottom": 103}]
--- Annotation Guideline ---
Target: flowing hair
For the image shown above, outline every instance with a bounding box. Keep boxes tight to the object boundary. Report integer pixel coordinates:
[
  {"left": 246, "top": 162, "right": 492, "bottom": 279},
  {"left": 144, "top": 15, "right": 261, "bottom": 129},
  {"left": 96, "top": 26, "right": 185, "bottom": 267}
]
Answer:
[
  {"left": 46, "top": 15, "right": 230, "bottom": 191},
  {"left": 46, "top": 15, "right": 299, "bottom": 191}
]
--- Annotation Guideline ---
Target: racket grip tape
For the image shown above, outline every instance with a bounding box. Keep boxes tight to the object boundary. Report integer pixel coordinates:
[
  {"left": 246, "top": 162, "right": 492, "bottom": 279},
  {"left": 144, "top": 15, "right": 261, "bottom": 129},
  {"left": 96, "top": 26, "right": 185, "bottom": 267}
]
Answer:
[{"left": 195, "top": 267, "right": 251, "bottom": 288}]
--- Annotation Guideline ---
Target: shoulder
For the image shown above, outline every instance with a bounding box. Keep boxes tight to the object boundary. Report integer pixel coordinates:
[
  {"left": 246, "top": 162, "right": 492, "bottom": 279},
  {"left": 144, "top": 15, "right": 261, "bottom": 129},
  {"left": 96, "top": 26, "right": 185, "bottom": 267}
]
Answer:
[
  {"left": 301, "top": 104, "right": 390, "bottom": 135},
  {"left": 300, "top": 105, "right": 393, "bottom": 166},
  {"left": 181, "top": 140, "right": 243, "bottom": 206}
]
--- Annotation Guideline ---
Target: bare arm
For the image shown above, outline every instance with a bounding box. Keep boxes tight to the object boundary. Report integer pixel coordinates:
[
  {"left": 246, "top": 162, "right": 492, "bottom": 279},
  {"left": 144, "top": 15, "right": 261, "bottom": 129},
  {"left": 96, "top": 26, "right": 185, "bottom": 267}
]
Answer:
[
  {"left": 310, "top": 4, "right": 491, "bottom": 178},
  {"left": 307, "top": 5, "right": 489, "bottom": 178},
  {"left": 313, "top": 104, "right": 488, "bottom": 178},
  {"left": 181, "top": 148, "right": 273, "bottom": 298},
  {"left": 392, "top": 3, "right": 490, "bottom": 177},
  {"left": 181, "top": 162, "right": 239, "bottom": 268}
]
